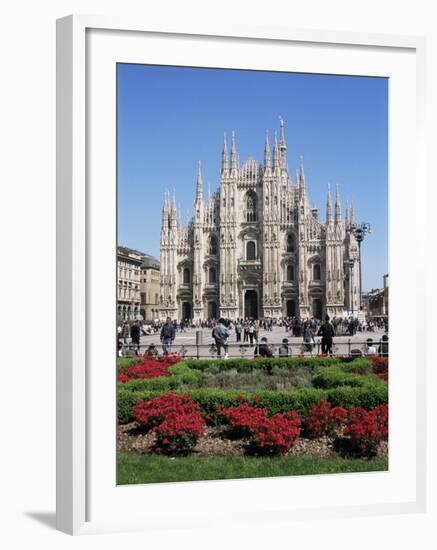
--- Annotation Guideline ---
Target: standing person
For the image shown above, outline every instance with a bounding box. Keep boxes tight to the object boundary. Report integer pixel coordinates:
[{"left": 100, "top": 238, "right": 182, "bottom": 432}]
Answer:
[
  {"left": 235, "top": 321, "right": 242, "bottom": 342},
  {"left": 243, "top": 322, "right": 249, "bottom": 343},
  {"left": 130, "top": 320, "right": 141, "bottom": 355},
  {"left": 160, "top": 317, "right": 176, "bottom": 355},
  {"left": 212, "top": 318, "right": 230, "bottom": 359},
  {"left": 254, "top": 319, "right": 260, "bottom": 342},
  {"left": 121, "top": 321, "right": 130, "bottom": 345},
  {"left": 378, "top": 333, "right": 389, "bottom": 357},
  {"left": 317, "top": 315, "right": 335, "bottom": 355},
  {"left": 248, "top": 322, "right": 255, "bottom": 347}
]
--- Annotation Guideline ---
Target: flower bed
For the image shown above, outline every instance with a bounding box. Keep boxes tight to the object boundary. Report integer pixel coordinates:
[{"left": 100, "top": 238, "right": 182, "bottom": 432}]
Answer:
[
  {"left": 117, "top": 353, "right": 181, "bottom": 383},
  {"left": 117, "top": 356, "right": 389, "bottom": 460}
]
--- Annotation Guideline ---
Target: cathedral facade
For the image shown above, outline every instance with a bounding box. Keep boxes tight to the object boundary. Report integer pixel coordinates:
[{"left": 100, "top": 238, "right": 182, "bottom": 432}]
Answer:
[{"left": 159, "top": 120, "right": 361, "bottom": 321}]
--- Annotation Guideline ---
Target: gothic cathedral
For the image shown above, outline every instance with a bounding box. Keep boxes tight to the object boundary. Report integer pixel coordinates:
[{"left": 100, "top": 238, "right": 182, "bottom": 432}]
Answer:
[{"left": 159, "top": 119, "right": 361, "bottom": 321}]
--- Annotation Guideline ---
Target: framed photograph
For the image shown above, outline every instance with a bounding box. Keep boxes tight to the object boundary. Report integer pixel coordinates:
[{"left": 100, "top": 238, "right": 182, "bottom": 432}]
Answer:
[{"left": 56, "top": 15, "right": 427, "bottom": 535}]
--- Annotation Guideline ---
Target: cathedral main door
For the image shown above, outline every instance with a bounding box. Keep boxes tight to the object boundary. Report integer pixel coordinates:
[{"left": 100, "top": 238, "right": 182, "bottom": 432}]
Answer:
[
  {"left": 286, "top": 299, "right": 296, "bottom": 317},
  {"left": 244, "top": 290, "right": 258, "bottom": 320},
  {"left": 208, "top": 301, "right": 217, "bottom": 320},
  {"left": 313, "top": 298, "right": 323, "bottom": 320},
  {"left": 182, "top": 302, "right": 192, "bottom": 320}
]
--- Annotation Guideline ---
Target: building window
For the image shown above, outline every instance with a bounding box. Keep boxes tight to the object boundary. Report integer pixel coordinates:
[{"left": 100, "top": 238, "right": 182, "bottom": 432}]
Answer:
[
  {"left": 209, "top": 235, "right": 218, "bottom": 255},
  {"left": 286, "top": 264, "right": 295, "bottom": 281},
  {"left": 286, "top": 233, "right": 295, "bottom": 253},
  {"left": 183, "top": 267, "right": 191, "bottom": 284},
  {"left": 245, "top": 191, "right": 257, "bottom": 222},
  {"left": 246, "top": 241, "right": 256, "bottom": 260},
  {"left": 209, "top": 267, "right": 217, "bottom": 283},
  {"left": 313, "top": 264, "right": 321, "bottom": 281}
]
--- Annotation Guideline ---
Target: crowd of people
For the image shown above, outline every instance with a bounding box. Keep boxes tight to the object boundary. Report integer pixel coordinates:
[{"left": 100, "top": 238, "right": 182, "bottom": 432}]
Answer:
[{"left": 117, "top": 315, "right": 389, "bottom": 359}]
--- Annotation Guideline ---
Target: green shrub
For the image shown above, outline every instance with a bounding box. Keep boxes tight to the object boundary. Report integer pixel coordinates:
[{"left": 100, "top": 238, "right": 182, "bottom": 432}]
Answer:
[
  {"left": 181, "top": 356, "right": 341, "bottom": 373},
  {"left": 313, "top": 363, "right": 383, "bottom": 390},
  {"left": 326, "top": 385, "right": 388, "bottom": 410},
  {"left": 117, "top": 385, "right": 388, "bottom": 424},
  {"left": 338, "top": 358, "right": 373, "bottom": 375}
]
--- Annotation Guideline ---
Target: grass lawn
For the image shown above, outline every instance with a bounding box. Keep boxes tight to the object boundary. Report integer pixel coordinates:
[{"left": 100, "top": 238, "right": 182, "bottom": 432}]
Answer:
[{"left": 117, "top": 454, "right": 388, "bottom": 485}]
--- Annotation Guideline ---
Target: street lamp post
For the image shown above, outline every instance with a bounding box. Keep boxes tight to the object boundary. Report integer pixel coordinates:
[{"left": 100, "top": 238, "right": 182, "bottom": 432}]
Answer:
[
  {"left": 351, "top": 222, "right": 371, "bottom": 309},
  {"left": 348, "top": 258, "right": 355, "bottom": 316}
]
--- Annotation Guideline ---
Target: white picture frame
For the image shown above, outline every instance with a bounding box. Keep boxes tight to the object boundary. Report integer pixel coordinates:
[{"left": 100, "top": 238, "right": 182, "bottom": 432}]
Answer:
[{"left": 56, "top": 14, "right": 427, "bottom": 535}]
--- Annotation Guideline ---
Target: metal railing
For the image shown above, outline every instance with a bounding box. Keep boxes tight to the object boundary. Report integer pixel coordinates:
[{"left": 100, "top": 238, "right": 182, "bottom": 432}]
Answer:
[{"left": 119, "top": 339, "right": 388, "bottom": 359}]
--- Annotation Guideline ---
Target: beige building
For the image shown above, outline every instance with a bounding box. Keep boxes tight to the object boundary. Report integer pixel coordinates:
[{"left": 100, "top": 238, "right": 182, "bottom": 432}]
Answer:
[
  {"left": 159, "top": 119, "right": 361, "bottom": 322},
  {"left": 140, "top": 255, "right": 161, "bottom": 322},
  {"left": 366, "top": 273, "right": 389, "bottom": 320},
  {"left": 117, "top": 246, "right": 143, "bottom": 321}
]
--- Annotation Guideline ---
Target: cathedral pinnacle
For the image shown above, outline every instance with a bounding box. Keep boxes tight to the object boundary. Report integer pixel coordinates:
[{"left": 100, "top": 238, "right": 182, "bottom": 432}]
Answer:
[
  {"left": 298, "top": 155, "right": 306, "bottom": 194},
  {"left": 230, "top": 130, "right": 238, "bottom": 172},
  {"left": 279, "top": 116, "right": 287, "bottom": 166},
  {"left": 196, "top": 161, "right": 203, "bottom": 200},
  {"left": 264, "top": 130, "right": 271, "bottom": 173},
  {"left": 171, "top": 189, "right": 177, "bottom": 226},
  {"left": 221, "top": 131, "right": 228, "bottom": 174},
  {"left": 273, "top": 130, "right": 280, "bottom": 172},
  {"left": 335, "top": 183, "right": 341, "bottom": 223},
  {"left": 326, "top": 184, "right": 333, "bottom": 224},
  {"left": 350, "top": 204, "right": 356, "bottom": 227}
]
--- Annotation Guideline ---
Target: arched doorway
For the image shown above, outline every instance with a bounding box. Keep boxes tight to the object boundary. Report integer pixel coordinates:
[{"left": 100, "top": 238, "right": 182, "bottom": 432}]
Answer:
[
  {"left": 244, "top": 290, "right": 258, "bottom": 319},
  {"left": 182, "top": 302, "right": 192, "bottom": 320},
  {"left": 286, "top": 299, "right": 296, "bottom": 317},
  {"left": 208, "top": 301, "right": 217, "bottom": 320},
  {"left": 313, "top": 298, "right": 323, "bottom": 320}
]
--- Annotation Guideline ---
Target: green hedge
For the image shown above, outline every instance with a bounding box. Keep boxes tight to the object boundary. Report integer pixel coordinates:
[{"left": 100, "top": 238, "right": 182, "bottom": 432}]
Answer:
[
  {"left": 313, "top": 364, "right": 382, "bottom": 390},
  {"left": 180, "top": 356, "right": 342, "bottom": 373},
  {"left": 117, "top": 384, "right": 388, "bottom": 424}
]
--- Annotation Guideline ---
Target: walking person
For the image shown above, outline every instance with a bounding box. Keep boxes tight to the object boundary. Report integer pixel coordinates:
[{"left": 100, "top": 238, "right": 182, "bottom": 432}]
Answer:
[
  {"left": 317, "top": 315, "right": 335, "bottom": 355},
  {"left": 160, "top": 317, "right": 176, "bottom": 355},
  {"left": 130, "top": 320, "right": 141, "bottom": 355},
  {"left": 212, "top": 318, "right": 230, "bottom": 359}
]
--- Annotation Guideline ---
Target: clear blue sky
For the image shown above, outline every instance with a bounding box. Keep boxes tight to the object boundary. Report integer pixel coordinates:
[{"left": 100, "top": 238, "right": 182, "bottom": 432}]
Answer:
[{"left": 117, "top": 64, "right": 388, "bottom": 292}]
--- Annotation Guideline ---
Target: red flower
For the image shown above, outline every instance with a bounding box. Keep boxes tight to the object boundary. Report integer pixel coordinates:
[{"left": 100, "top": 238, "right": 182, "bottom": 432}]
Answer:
[
  {"left": 305, "top": 400, "right": 346, "bottom": 438},
  {"left": 217, "top": 403, "right": 301, "bottom": 455},
  {"left": 117, "top": 355, "right": 182, "bottom": 383},
  {"left": 132, "top": 392, "right": 205, "bottom": 455},
  {"left": 343, "top": 404, "right": 388, "bottom": 456}
]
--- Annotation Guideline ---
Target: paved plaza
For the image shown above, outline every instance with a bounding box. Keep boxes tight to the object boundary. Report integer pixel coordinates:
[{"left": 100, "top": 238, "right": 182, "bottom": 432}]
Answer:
[{"left": 122, "top": 325, "right": 387, "bottom": 358}]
